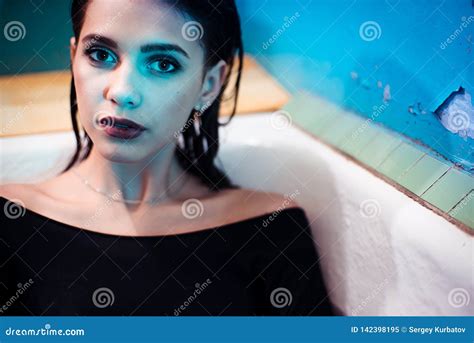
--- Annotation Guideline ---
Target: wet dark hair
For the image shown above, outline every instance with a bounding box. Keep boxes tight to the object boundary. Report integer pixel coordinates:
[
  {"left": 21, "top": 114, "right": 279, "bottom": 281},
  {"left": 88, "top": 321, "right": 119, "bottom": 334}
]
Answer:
[{"left": 64, "top": 0, "right": 243, "bottom": 191}]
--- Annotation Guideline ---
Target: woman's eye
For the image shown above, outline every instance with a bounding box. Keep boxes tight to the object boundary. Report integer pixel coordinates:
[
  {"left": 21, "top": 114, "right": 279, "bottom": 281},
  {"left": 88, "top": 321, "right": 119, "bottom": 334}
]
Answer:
[
  {"left": 148, "top": 58, "right": 180, "bottom": 73},
  {"left": 87, "top": 48, "right": 116, "bottom": 64}
]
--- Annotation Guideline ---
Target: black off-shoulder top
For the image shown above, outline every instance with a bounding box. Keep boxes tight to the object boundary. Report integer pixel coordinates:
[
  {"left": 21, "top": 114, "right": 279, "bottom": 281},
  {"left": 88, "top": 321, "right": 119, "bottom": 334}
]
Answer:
[{"left": 0, "top": 196, "right": 334, "bottom": 316}]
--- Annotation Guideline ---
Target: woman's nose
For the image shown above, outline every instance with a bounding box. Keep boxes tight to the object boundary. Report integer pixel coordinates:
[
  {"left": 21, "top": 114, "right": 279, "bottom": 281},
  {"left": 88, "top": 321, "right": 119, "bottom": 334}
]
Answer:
[{"left": 105, "top": 64, "right": 142, "bottom": 109}]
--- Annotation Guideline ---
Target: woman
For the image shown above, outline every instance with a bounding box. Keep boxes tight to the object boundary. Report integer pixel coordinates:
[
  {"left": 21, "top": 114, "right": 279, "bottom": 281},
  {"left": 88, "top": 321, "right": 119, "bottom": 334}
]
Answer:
[{"left": 0, "top": 0, "right": 335, "bottom": 316}]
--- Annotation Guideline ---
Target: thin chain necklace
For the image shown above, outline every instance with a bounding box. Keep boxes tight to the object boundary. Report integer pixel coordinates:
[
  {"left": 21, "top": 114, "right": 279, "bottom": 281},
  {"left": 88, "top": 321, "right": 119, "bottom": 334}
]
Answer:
[{"left": 71, "top": 168, "right": 188, "bottom": 205}]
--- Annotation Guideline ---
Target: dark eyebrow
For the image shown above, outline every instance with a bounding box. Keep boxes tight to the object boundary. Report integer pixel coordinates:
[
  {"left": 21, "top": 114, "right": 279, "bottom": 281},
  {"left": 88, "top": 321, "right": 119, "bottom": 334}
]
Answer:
[
  {"left": 140, "top": 43, "right": 189, "bottom": 59},
  {"left": 81, "top": 34, "right": 189, "bottom": 59}
]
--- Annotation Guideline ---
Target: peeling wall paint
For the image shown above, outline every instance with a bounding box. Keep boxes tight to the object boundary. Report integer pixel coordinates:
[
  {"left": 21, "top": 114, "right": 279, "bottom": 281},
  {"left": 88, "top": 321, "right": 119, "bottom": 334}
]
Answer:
[{"left": 435, "top": 87, "right": 474, "bottom": 140}]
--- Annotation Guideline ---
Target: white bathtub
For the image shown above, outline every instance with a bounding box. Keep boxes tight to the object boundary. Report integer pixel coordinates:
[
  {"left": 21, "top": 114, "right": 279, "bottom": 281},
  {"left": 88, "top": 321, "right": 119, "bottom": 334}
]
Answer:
[{"left": 1, "top": 113, "right": 472, "bottom": 316}]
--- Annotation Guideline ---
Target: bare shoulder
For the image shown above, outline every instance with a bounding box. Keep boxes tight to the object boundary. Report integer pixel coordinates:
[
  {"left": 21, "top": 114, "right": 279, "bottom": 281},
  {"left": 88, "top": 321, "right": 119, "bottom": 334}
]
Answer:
[
  {"left": 219, "top": 188, "right": 302, "bottom": 222},
  {"left": 0, "top": 183, "right": 42, "bottom": 204}
]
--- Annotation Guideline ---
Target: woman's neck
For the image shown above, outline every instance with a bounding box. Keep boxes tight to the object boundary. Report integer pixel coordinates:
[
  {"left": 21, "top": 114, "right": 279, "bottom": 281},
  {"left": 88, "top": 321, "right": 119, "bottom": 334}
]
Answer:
[{"left": 71, "top": 144, "right": 210, "bottom": 206}]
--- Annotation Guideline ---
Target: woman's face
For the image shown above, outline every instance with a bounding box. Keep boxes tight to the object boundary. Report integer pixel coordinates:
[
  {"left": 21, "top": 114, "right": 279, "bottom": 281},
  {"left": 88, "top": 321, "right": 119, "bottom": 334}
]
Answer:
[{"left": 71, "top": 0, "right": 225, "bottom": 163}]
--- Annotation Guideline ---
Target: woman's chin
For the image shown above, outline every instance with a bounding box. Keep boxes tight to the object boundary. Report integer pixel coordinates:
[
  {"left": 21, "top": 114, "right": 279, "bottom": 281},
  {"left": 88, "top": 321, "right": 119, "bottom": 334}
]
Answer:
[{"left": 95, "top": 144, "right": 147, "bottom": 164}]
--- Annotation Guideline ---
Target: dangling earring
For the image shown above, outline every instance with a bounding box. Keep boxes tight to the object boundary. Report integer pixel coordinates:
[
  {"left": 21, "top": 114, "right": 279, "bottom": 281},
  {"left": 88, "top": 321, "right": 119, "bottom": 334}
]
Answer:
[
  {"left": 193, "top": 106, "right": 202, "bottom": 136},
  {"left": 193, "top": 106, "right": 209, "bottom": 154},
  {"left": 176, "top": 133, "right": 185, "bottom": 150}
]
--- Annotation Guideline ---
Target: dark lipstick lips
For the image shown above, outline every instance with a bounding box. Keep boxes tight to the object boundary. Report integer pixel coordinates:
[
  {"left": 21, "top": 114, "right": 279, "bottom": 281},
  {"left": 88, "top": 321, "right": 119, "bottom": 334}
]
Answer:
[
  {"left": 99, "top": 116, "right": 146, "bottom": 140},
  {"left": 99, "top": 116, "right": 146, "bottom": 131}
]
